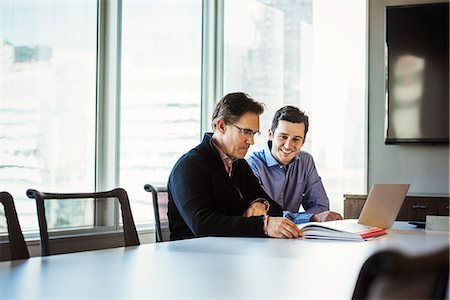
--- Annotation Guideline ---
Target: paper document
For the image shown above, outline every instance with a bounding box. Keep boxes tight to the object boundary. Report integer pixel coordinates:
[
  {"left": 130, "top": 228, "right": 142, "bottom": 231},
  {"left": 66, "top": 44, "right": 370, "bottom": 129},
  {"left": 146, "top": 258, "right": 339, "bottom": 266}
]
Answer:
[{"left": 297, "top": 219, "right": 387, "bottom": 241}]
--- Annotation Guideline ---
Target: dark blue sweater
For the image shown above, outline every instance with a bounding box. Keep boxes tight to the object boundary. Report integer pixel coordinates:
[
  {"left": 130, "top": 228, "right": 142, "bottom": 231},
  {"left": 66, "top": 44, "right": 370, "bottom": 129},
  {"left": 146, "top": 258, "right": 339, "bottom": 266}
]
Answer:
[{"left": 167, "top": 133, "right": 282, "bottom": 240}]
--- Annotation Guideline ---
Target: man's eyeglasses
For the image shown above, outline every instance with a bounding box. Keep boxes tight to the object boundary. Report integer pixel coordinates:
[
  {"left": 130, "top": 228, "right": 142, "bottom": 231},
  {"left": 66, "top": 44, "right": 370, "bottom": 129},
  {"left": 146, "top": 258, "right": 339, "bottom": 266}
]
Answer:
[{"left": 231, "top": 124, "right": 261, "bottom": 138}]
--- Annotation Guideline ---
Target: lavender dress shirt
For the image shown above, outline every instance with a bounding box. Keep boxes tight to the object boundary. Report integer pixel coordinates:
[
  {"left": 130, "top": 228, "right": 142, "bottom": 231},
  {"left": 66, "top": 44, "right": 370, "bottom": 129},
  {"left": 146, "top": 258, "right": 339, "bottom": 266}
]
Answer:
[{"left": 247, "top": 142, "right": 329, "bottom": 223}]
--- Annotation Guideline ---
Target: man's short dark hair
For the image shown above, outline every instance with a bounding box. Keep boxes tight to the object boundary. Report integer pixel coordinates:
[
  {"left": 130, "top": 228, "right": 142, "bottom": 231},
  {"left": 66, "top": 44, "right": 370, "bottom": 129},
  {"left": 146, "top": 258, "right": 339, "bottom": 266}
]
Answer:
[
  {"left": 270, "top": 106, "right": 309, "bottom": 136},
  {"left": 211, "top": 92, "right": 265, "bottom": 129}
]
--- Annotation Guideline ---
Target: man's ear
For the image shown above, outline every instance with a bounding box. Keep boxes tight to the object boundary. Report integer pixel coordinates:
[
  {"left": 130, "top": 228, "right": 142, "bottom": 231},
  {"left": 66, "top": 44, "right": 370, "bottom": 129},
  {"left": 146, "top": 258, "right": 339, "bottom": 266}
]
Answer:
[
  {"left": 216, "top": 119, "right": 226, "bottom": 134},
  {"left": 268, "top": 129, "right": 274, "bottom": 140}
]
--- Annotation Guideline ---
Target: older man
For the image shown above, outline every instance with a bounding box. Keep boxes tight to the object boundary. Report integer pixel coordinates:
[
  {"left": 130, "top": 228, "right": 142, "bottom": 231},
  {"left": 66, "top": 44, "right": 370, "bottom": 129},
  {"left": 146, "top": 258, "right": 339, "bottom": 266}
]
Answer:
[{"left": 167, "top": 93, "right": 301, "bottom": 240}]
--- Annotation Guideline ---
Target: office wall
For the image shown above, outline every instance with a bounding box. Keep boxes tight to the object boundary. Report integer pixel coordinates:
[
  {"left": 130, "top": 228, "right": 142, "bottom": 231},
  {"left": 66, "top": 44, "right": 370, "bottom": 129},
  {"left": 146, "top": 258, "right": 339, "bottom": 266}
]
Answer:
[{"left": 368, "top": 0, "right": 449, "bottom": 195}]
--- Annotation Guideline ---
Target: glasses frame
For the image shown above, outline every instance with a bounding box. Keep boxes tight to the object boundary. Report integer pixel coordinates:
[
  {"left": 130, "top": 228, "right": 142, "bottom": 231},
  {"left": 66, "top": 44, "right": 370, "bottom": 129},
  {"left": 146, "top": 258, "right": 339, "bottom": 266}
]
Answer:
[{"left": 231, "top": 124, "right": 261, "bottom": 138}]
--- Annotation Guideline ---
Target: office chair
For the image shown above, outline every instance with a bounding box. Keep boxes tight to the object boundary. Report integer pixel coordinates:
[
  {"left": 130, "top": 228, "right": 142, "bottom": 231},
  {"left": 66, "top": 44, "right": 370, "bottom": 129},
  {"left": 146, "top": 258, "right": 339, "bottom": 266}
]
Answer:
[
  {"left": 144, "top": 184, "right": 169, "bottom": 242},
  {"left": 26, "top": 187, "right": 140, "bottom": 256},
  {"left": 352, "top": 247, "right": 449, "bottom": 299},
  {"left": 0, "top": 192, "right": 30, "bottom": 260}
]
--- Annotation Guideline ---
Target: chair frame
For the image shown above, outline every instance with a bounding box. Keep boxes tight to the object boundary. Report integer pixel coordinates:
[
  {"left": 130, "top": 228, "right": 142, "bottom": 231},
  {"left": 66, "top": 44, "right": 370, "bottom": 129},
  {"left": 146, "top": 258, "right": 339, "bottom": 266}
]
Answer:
[
  {"left": 0, "top": 192, "right": 30, "bottom": 260},
  {"left": 144, "top": 184, "right": 168, "bottom": 243},
  {"left": 26, "top": 187, "right": 139, "bottom": 256}
]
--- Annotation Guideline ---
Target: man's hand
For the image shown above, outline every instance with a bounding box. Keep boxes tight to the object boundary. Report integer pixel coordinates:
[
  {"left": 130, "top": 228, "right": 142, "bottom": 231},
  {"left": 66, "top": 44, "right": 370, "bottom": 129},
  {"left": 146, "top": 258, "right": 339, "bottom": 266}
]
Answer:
[
  {"left": 244, "top": 202, "right": 268, "bottom": 217},
  {"left": 267, "top": 217, "right": 302, "bottom": 239},
  {"left": 310, "top": 211, "right": 343, "bottom": 222}
]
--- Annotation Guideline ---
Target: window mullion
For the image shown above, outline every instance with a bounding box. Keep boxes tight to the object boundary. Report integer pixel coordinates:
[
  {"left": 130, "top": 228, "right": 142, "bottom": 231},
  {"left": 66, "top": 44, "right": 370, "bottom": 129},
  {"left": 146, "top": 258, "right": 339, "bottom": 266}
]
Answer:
[
  {"left": 96, "top": 0, "right": 122, "bottom": 228},
  {"left": 201, "top": 0, "right": 224, "bottom": 135}
]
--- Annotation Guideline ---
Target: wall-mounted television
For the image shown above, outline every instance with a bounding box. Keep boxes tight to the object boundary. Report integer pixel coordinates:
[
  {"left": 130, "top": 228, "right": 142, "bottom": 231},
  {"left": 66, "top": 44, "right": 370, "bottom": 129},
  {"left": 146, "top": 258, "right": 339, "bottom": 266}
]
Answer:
[{"left": 385, "top": 2, "right": 449, "bottom": 144}]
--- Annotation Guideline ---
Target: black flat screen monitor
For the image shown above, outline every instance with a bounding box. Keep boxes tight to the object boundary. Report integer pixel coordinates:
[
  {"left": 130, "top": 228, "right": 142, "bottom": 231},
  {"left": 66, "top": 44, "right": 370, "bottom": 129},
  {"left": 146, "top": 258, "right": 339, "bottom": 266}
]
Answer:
[{"left": 385, "top": 3, "right": 449, "bottom": 144}]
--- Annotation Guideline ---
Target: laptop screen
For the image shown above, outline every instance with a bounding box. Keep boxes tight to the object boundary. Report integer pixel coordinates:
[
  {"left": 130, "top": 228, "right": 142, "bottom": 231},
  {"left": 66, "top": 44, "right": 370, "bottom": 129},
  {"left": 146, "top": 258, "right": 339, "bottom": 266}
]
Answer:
[{"left": 358, "top": 184, "right": 410, "bottom": 229}]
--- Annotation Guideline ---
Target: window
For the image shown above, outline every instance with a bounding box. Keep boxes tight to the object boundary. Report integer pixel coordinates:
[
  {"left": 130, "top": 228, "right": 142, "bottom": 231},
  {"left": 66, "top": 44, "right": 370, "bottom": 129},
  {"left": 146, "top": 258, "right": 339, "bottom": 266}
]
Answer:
[
  {"left": 0, "top": 1, "right": 97, "bottom": 232},
  {"left": 120, "top": 1, "right": 203, "bottom": 224},
  {"left": 224, "top": 0, "right": 367, "bottom": 213},
  {"left": 1, "top": 0, "right": 367, "bottom": 237}
]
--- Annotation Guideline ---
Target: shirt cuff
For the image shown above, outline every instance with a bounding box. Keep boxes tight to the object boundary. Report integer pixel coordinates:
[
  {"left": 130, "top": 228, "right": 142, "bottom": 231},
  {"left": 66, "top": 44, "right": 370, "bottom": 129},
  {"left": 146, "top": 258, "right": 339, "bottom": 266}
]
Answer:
[{"left": 283, "top": 211, "right": 313, "bottom": 224}]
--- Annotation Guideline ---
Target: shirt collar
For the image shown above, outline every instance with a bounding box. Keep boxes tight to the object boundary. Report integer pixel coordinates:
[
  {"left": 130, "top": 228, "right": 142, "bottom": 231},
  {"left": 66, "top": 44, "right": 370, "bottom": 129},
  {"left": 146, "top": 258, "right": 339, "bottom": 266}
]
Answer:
[
  {"left": 212, "top": 139, "right": 235, "bottom": 163},
  {"left": 263, "top": 141, "right": 279, "bottom": 167}
]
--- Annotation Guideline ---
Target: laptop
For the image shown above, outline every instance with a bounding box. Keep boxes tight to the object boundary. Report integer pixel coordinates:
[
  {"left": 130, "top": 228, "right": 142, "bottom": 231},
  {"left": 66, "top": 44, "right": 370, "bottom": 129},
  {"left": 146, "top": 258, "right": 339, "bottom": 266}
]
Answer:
[{"left": 358, "top": 184, "right": 410, "bottom": 229}]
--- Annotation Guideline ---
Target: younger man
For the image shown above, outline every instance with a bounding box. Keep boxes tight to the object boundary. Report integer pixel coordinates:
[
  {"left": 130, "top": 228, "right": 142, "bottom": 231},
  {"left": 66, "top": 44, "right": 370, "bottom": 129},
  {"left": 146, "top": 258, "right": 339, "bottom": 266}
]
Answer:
[{"left": 247, "top": 106, "right": 342, "bottom": 223}]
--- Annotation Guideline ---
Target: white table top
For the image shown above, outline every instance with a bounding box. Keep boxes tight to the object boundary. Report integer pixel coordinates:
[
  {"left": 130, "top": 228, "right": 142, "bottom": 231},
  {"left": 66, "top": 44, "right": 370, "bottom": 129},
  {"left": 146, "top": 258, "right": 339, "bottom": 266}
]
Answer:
[{"left": 1, "top": 222, "right": 448, "bottom": 299}]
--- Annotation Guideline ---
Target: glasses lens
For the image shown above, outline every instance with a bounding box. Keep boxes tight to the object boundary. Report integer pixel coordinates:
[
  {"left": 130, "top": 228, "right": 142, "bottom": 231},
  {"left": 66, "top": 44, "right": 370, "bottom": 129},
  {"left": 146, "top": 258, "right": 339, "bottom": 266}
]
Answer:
[
  {"left": 243, "top": 129, "right": 253, "bottom": 136},
  {"left": 233, "top": 124, "right": 259, "bottom": 138}
]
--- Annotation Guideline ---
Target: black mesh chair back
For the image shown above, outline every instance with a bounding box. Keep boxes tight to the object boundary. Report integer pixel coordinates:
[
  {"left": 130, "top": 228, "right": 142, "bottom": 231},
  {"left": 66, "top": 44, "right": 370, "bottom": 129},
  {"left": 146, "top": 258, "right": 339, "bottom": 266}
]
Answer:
[
  {"left": 26, "top": 187, "right": 139, "bottom": 256},
  {"left": 0, "top": 192, "right": 30, "bottom": 260},
  {"left": 144, "top": 184, "right": 169, "bottom": 242},
  {"left": 352, "top": 247, "right": 449, "bottom": 299}
]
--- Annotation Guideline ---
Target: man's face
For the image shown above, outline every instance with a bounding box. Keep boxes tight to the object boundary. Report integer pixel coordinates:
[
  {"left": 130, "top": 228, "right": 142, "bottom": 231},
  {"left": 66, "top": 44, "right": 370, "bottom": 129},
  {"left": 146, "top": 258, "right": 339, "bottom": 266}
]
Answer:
[
  {"left": 220, "top": 112, "right": 260, "bottom": 159},
  {"left": 269, "top": 120, "right": 305, "bottom": 165}
]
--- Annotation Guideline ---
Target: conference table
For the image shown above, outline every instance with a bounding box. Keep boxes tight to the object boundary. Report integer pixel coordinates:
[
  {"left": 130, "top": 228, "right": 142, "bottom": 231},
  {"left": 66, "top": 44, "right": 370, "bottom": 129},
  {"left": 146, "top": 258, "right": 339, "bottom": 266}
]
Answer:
[{"left": 0, "top": 222, "right": 448, "bottom": 299}]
